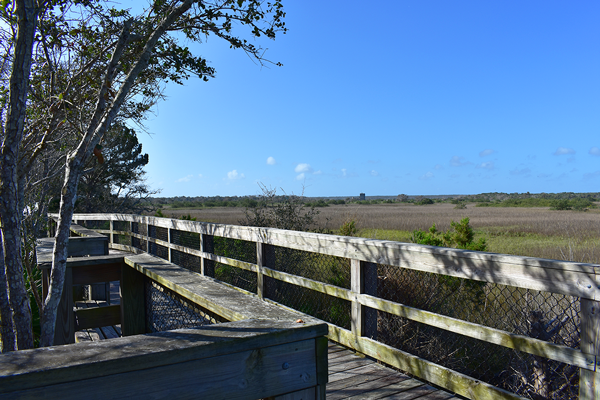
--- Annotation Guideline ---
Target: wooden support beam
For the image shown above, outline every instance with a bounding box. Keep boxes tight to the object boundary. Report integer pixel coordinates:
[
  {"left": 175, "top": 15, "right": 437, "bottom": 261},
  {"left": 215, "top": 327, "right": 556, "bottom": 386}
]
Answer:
[
  {"left": 120, "top": 265, "right": 146, "bottom": 336},
  {"left": 75, "top": 305, "right": 121, "bottom": 330},
  {"left": 580, "top": 298, "right": 600, "bottom": 399}
]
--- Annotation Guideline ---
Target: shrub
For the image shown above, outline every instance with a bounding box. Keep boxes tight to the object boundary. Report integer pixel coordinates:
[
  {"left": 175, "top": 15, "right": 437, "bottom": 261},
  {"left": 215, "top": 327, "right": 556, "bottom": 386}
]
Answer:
[
  {"left": 550, "top": 199, "right": 571, "bottom": 211},
  {"left": 414, "top": 197, "right": 434, "bottom": 205},
  {"left": 411, "top": 217, "right": 487, "bottom": 251},
  {"left": 339, "top": 219, "right": 358, "bottom": 237}
]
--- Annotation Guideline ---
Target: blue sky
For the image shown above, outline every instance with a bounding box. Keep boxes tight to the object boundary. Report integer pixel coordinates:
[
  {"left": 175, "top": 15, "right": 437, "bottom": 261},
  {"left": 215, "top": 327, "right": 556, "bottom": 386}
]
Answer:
[{"left": 133, "top": 1, "right": 599, "bottom": 198}]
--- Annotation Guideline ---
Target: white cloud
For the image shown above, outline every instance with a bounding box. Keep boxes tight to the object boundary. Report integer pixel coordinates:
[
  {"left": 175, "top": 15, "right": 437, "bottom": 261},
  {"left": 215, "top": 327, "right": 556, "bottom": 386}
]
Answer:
[
  {"left": 589, "top": 147, "right": 600, "bottom": 156},
  {"left": 314, "top": 170, "right": 322, "bottom": 175},
  {"left": 370, "top": 170, "right": 379, "bottom": 176},
  {"left": 584, "top": 171, "right": 600, "bottom": 180},
  {"left": 476, "top": 162, "right": 494, "bottom": 170},
  {"left": 554, "top": 147, "right": 575, "bottom": 156},
  {"left": 450, "top": 156, "right": 470, "bottom": 167},
  {"left": 177, "top": 175, "right": 193, "bottom": 182},
  {"left": 419, "top": 171, "right": 434, "bottom": 180},
  {"left": 341, "top": 168, "right": 347, "bottom": 177},
  {"left": 267, "top": 156, "right": 276, "bottom": 165},
  {"left": 198, "top": 174, "right": 203, "bottom": 178},
  {"left": 479, "top": 149, "right": 495, "bottom": 157},
  {"left": 296, "top": 173, "right": 305, "bottom": 181},
  {"left": 434, "top": 164, "right": 444, "bottom": 170},
  {"left": 227, "top": 170, "right": 244, "bottom": 180},
  {"left": 510, "top": 167, "right": 531, "bottom": 176},
  {"left": 295, "top": 163, "right": 312, "bottom": 173}
]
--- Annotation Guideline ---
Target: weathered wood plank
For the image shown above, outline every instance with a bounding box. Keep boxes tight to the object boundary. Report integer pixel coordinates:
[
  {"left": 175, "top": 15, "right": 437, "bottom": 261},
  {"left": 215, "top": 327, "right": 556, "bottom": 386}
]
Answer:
[
  {"left": 53, "top": 268, "right": 74, "bottom": 345},
  {"left": 580, "top": 298, "right": 600, "bottom": 399},
  {"left": 343, "top": 378, "right": 425, "bottom": 400},
  {"left": 120, "top": 265, "right": 146, "bottom": 336},
  {"left": 1, "top": 338, "right": 318, "bottom": 400},
  {"left": 123, "top": 253, "right": 322, "bottom": 324},
  {"left": 328, "top": 374, "right": 411, "bottom": 400},
  {"left": 263, "top": 267, "right": 588, "bottom": 369},
  {"left": 0, "top": 319, "right": 327, "bottom": 398},
  {"left": 315, "top": 335, "right": 329, "bottom": 398},
  {"left": 263, "top": 267, "right": 353, "bottom": 301},
  {"left": 64, "top": 213, "right": 600, "bottom": 299},
  {"left": 356, "top": 292, "right": 591, "bottom": 369},
  {"left": 71, "top": 262, "right": 121, "bottom": 284},
  {"left": 327, "top": 326, "right": 527, "bottom": 400},
  {"left": 272, "top": 387, "right": 318, "bottom": 400},
  {"left": 327, "top": 363, "right": 398, "bottom": 392},
  {"left": 74, "top": 305, "right": 121, "bottom": 330}
]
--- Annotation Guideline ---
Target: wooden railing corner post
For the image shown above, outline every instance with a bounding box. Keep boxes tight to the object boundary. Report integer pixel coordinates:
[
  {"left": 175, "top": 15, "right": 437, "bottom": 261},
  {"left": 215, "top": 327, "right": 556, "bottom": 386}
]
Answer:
[
  {"left": 580, "top": 297, "right": 600, "bottom": 399},
  {"left": 109, "top": 220, "right": 114, "bottom": 245}
]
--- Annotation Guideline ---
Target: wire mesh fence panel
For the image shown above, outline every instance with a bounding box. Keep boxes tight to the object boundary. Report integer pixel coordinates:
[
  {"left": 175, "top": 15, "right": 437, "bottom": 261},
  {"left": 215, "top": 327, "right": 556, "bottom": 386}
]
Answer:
[
  {"left": 145, "top": 280, "right": 227, "bottom": 332},
  {"left": 376, "top": 263, "right": 580, "bottom": 400},
  {"left": 171, "top": 249, "right": 202, "bottom": 274},
  {"left": 377, "top": 264, "right": 580, "bottom": 346},
  {"left": 213, "top": 236, "right": 257, "bottom": 293},
  {"left": 270, "top": 246, "right": 351, "bottom": 289},
  {"left": 377, "top": 310, "right": 578, "bottom": 399},
  {"left": 131, "top": 222, "right": 148, "bottom": 252},
  {"left": 79, "top": 220, "right": 110, "bottom": 231},
  {"left": 112, "top": 221, "right": 131, "bottom": 246},
  {"left": 170, "top": 228, "right": 201, "bottom": 250},
  {"left": 265, "top": 277, "right": 352, "bottom": 329}
]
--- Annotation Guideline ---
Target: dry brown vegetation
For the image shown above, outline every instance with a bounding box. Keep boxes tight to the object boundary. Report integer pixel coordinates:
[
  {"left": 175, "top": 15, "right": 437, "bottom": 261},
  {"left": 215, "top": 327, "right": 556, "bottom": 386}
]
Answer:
[{"left": 165, "top": 203, "right": 600, "bottom": 264}]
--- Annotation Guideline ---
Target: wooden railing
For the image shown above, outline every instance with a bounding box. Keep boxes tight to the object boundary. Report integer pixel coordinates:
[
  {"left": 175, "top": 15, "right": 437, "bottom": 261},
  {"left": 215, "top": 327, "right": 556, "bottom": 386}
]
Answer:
[
  {"left": 14, "top": 220, "right": 329, "bottom": 400},
  {"left": 62, "top": 213, "right": 599, "bottom": 400}
]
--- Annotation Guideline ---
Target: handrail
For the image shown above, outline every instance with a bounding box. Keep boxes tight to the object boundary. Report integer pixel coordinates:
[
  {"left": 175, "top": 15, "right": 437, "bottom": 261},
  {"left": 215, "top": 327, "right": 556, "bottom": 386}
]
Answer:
[{"left": 54, "top": 213, "right": 600, "bottom": 400}]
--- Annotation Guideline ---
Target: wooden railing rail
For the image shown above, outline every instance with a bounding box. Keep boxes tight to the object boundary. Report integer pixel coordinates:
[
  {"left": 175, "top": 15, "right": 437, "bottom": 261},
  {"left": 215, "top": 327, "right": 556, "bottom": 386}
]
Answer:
[
  {"left": 0, "top": 319, "right": 328, "bottom": 400},
  {"left": 54, "top": 213, "right": 600, "bottom": 400}
]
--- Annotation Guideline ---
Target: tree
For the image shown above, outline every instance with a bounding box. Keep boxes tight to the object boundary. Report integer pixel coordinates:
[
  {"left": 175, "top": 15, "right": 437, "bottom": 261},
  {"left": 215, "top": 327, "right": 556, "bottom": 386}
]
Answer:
[
  {"left": 0, "top": 0, "right": 287, "bottom": 349},
  {"left": 241, "top": 184, "right": 320, "bottom": 232},
  {"left": 0, "top": 0, "right": 42, "bottom": 351}
]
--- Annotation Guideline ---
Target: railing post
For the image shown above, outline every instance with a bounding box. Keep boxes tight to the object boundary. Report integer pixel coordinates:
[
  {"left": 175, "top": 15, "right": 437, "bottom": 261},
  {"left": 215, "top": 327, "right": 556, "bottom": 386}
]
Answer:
[
  {"left": 256, "top": 243, "right": 275, "bottom": 300},
  {"left": 146, "top": 220, "right": 150, "bottom": 254},
  {"left": 129, "top": 221, "right": 133, "bottom": 248},
  {"left": 257, "top": 242, "right": 265, "bottom": 299},
  {"left": 167, "top": 228, "right": 172, "bottom": 262},
  {"left": 580, "top": 298, "right": 600, "bottom": 399},
  {"left": 351, "top": 259, "right": 378, "bottom": 341},
  {"left": 201, "top": 233, "right": 214, "bottom": 277},
  {"left": 147, "top": 223, "right": 156, "bottom": 256},
  {"left": 109, "top": 220, "right": 114, "bottom": 245}
]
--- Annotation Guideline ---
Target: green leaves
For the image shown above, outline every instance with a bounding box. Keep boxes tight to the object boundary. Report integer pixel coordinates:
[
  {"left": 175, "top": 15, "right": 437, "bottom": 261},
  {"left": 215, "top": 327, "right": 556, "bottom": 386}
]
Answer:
[{"left": 411, "top": 218, "right": 487, "bottom": 251}]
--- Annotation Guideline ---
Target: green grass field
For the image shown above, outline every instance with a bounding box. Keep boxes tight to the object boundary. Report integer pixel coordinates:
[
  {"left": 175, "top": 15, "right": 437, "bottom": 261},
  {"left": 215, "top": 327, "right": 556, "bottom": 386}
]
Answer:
[{"left": 160, "top": 202, "right": 600, "bottom": 264}]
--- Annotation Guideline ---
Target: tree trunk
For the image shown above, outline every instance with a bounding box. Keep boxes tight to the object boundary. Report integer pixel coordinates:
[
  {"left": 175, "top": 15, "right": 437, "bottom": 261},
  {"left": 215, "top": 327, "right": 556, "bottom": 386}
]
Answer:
[
  {"left": 0, "top": 0, "right": 39, "bottom": 350},
  {"left": 39, "top": 158, "right": 81, "bottom": 347},
  {"left": 40, "top": 0, "right": 194, "bottom": 346},
  {"left": 0, "top": 230, "right": 16, "bottom": 352}
]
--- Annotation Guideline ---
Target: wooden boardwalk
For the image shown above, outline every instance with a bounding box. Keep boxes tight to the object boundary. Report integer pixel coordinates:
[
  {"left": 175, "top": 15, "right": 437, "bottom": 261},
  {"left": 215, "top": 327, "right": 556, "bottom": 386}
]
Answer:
[
  {"left": 74, "top": 285, "right": 459, "bottom": 400},
  {"left": 326, "top": 343, "right": 459, "bottom": 400}
]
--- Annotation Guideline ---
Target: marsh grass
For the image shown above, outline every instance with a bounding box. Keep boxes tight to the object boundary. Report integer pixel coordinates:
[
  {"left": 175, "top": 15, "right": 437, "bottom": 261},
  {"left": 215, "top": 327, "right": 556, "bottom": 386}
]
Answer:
[{"left": 161, "top": 202, "right": 600, "bottom": 263}]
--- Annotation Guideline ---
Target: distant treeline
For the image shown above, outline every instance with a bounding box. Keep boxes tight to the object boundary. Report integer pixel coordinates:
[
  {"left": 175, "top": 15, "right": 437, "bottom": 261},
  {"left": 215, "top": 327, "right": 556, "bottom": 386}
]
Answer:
[{"left": 146, "top": 192, "right": 600, "bottom": 210}]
